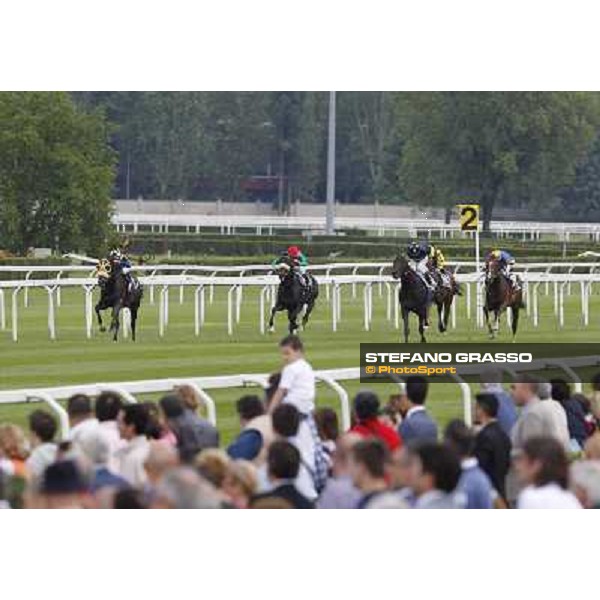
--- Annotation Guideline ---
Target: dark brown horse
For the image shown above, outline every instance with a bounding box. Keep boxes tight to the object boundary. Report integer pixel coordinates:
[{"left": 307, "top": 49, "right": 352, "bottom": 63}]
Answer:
[
  {"left": 429, "top": 263, "right": 459, "bottom": 334},
  {"left": 483, "top": 258, "right": 523, "bottom": 339},
  {"left": 95, "top": 259, "right": 143, "bottom": 342},
  {"left": 391, "top": 256, "right": 431, "bottom": 343}
]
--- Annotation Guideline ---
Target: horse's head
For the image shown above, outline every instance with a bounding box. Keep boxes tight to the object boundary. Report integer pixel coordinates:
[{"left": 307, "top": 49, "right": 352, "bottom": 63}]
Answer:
[
  {"left": 486, "top": 258, "right": 502, "bottom": 282},
  {"left": 274, "top": 261, "right": 294, "bottom": 282},
  {"left": 95, "top": 259, "right": 112, "bottom": 288},
  {"left": 391, "top": 255, "right": 409, "bottom": 280}
]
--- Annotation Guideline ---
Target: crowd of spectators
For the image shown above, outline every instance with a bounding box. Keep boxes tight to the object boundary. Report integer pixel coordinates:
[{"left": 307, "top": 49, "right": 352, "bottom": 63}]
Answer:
[{"left": 2, "top": 336, "right": 600, "bottom": 509}]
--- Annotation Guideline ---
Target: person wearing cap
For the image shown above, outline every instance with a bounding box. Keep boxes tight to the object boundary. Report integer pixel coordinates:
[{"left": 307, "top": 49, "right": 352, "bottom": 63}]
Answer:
[
  {"left": 40, "top": 460, "right": 90, "bottom": 509},
  {"left": 349, "top": 391, "right": 402, "bottom": 451}
]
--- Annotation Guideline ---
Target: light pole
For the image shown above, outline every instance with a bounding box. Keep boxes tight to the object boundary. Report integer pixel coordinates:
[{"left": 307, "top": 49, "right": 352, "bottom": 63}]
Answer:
[{"left": 325, "top": 91, "right": 336, "bottom": 235}]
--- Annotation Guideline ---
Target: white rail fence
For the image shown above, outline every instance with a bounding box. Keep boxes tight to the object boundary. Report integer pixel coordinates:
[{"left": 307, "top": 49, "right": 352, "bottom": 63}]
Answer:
[
  {"left": 1, "top": 271, "right": 600, "bottom": 342},
  {"left": 112, "top": 212, "right": 600, "bottom": 241},
  {"left": 1, "top": 357, "right": 597, "bottom": 439}
]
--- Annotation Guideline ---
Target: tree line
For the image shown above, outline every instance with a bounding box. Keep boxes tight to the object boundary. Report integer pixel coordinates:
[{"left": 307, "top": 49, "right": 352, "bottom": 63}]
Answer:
[{"left": 2, "top": 91, "right": 600, "bottom": 254}]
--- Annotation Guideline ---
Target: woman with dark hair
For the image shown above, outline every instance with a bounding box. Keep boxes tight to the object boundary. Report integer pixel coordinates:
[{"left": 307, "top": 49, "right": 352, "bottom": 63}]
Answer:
[{"left": 515, "top": 437, "right": 581, "bottom": 509}]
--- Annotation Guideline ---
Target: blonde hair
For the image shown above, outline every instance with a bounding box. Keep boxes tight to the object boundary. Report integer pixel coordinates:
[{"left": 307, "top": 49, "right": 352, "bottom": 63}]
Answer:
[
  {"left": 0, "top": 423, "right": 29, "bottom": 460},
  {"left": 195, "top": 449, "right": 231, "bottom": 488},
  {"left": 175, "top": 385, "right": 203, "bottom": 413},
  {"left": 226, "top": 460, "right": 258, "bottom": 499}
]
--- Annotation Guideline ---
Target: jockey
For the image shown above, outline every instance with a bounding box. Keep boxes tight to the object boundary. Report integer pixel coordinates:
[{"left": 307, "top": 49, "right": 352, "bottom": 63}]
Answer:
[
  {"left": 108, "top": 248, "right": 133, "bottom": 290},
  {"left": 407, "top": 240, "right": 435, "bottom": 290},
  {"left": 486, "top": 248, "right": 519, "bottom": 289},
  {"left": 429, "top": 244, "right": 461, "bottom": 295},
  {"left": 272, "top": 246, "right": 309, "bottom": 286}
]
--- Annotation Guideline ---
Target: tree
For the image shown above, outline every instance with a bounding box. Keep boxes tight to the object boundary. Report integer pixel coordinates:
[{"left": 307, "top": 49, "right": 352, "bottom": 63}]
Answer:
[
  {"left": 396, "top": 92, "right": 600, "bottom": 230},
  {"left": 0, "top": 92, "right": 115, "bottom": 254},
  {"left": 561, "top": 134, "right": 600, "bottom": 219}
]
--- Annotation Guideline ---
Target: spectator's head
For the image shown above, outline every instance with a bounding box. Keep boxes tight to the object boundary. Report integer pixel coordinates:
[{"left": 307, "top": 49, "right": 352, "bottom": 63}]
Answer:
[
  {"left": 174, "top": 384, "right": 203, "bottom": 414},
  {"left": 389, "top": 446, "right": 414, "bottom": 489},
  {"left": 475, "top": 393, "right": 499, "bottom": 424},
  {"left": 279, "top": 335, "right": 304, "bottom": 364},
  {"left": 515, "top": 436, "right": 569, "bottom": 490},
  {"left": 271, "top": 403, "right": 300, "bottom": 439},
  {"left": 570, "top": 461, "right": 600, "bottom": 508},
  {"left": 152, "top": 467, "right": 221, "bottom": 509},
  {"left": 550, "top": 379, "right": 571, "bottom": 404},
  {"left": 353, "top": 391, "right": 380, "bottom": 422},
  {"left": 222, "top": 460, "right": 258, "bottom": 509},
  {"left": 95, "top": 392, "right": 123, "bottom": 422},
  {"left": 348, "top": 438, "right": 390, "bottom": 492},
  {"left": 0, "top": 424, "right": 28, "bottom": 461},
  {"left": 195, "top": 449, "right": 231, "bottom": 489},
  {"left": 479, "top": 367, "right": 503, "bottom": 391},
  {"left": 537, "top": 380, "right": 552, "bottom": 401},
  {"left": 314, "top": 407, "right": 339, "bottom": 442},
  {"left": 266, "top": 440, "right": 301, "bottom": 482},
  {"left": 444, "top": 419, "right": 475, "bottom": 459},
  {"left": 236, "top": 395, "right": 265, "bottom": 426},
  {"left": 118, "top": 404, "right": 150, "bottom": 441},
  {"left": 144, "top": 441, "right": 179, "bottom": 484},
  {"left": 41, "top": 460, "right": 89, "bottom": 509},
  {"left": 510, "top": 374, "right": 539, "bottom": 407},
  {"left": 144, "top": 402, "right": 165, "bottom": 440},
  {"left": 28, "top": 410, "right": 57, "bottom": 446},
  {"left": 410, "top": 442, "right": 461, "bottom": 497},
  {"left": 584, "top": 432, "right": 600, "bottom": 460},
  {"left": 400, "top": 376, "right": 428, "bottom": 415},
  {"left": 332, "top": 433, "right": 362, "bottom": 477},
  {"left": 113, "top": 488, "right": 147, "bottom": 509},
  {"left": 78, "top": 430, "right": 111, "bottom": 467},
  {"left": 159, "top": 395, "right": 185, "bottom": 420},
  {"left": 67, "top": 394, "right": 93, "bottom": 426}
]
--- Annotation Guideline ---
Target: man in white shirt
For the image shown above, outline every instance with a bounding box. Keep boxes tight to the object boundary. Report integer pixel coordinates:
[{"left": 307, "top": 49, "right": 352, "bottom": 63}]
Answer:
[
  {"left": 536, "top": 381, "right": 570, "bottom": 450},
  {"left": 116, "top": 404, "right": 151, "bottom": 488},
  {"left": 95, "top": 391, "right": 126, "bottom": 471},
  {"left": 269, "top": 335, "right": 315, "bottom": 415},
  {"left": 268, "top": 336, "right": 327, "bottom": 492},
  {"left": 67, "top": 394, "right": 101, "bottom": 461}
]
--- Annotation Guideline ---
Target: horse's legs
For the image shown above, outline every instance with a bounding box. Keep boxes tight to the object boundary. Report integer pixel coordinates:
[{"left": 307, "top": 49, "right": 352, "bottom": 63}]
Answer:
[
  {"left": 511, "top": 306, "right": 519, "bottom": 339},
  {"left": 402, "top": 308, "right": 410, "bottom": 343},
  {"left": 437, "top": 301, "right": 445, "bottom": 333},
  {"left": 268, "top": 304, "right": 280, "bottom": 332},
  {"left": 130, "top": 306, "right": 138, "bottom": 342},
  {"left": 111, "top": 305, "right": 121, "bottom": 342},
  {"left": 418, "top": 312, "right": 427, "bottom": 343},
  {"left": 302, "top": 298, "right": 315, "bottom": 328},
  {"left": 483, "top": 305, "right": 494, "bottom": 338},
  {"left": 95, "top": 302, "right": 106, "bottom": 332},
  {"left": 288, "top": 306, "right": 302, "bottom": 334},
  {"left": 443, "top": 297, "right": 452, "bottom": 331}
]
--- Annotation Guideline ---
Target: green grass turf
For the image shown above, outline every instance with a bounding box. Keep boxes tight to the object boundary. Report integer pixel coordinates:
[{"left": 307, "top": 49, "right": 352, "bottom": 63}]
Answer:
[{"left": 1, "top": 283, "right": 599, "bottom": 444}]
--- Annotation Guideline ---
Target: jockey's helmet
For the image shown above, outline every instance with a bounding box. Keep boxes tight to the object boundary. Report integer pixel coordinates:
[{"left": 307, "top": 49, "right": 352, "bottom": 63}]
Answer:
[
  {"left": 109, "top": 249, "right": 122, "bottom": 261},
  {"left": 407, "top": 241, "right": 421, "bottom": 259},
  {"left": 287, "top": 246, "right": 301, "bottom": 258}
]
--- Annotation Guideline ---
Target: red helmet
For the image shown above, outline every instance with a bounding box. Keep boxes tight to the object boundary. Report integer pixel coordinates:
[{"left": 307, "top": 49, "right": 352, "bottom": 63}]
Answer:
[{"left": 287, "top": 246, "right": 301, "bottom": 258}]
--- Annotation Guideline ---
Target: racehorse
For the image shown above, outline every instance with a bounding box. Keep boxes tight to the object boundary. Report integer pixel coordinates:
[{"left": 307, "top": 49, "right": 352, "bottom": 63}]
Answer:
[
  {"left": 483, "top": 258, "right": 523, "bottom": 339},
  {"left": 429, "top": 263, "right": 459, "bottom": 334},
  {"left": 391, "top": 255, "right": 432, "bottom": 343},
  {"left": 95, "top": 259, "right": 143, "bottom": 342},
  {"left": 268, "top": 259, "right": 319, "bottom": 334}
]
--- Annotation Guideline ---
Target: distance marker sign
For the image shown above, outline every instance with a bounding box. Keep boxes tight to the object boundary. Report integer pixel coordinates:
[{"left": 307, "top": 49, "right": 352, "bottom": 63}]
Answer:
[{"left": 457, "top": 204, "right": 480, "bottom": 231}]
